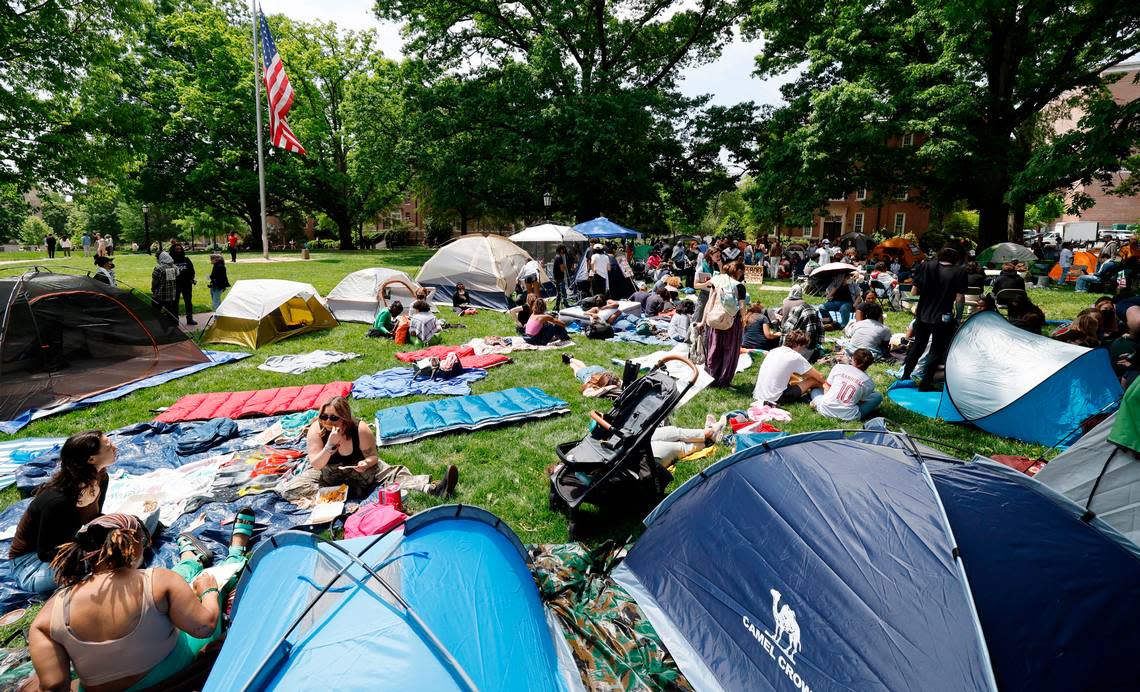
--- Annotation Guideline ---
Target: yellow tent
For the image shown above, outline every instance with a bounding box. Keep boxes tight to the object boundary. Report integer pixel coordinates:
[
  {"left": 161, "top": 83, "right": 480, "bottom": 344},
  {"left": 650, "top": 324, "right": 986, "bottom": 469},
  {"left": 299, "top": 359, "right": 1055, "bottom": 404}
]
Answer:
[{"left": 202, "top": 279, "right": 337, "bottom": 349}]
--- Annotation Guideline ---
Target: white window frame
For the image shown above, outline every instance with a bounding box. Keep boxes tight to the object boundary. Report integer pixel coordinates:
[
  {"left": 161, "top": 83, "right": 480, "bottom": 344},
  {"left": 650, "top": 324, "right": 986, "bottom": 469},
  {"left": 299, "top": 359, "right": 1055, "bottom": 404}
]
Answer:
[
  {"left": 902, "top": 133, "right": 914, "bottom": 146},
  {"left": 853, "top": 212, "right": 865, "bottom": 233},
  {"left": 801, "top": 224, "right": 811, "bottom": 237},
  {"left": 893, "top": 212, "right": 906, "bottom": 234},
  {"left": 895, "top": 189, "right": 908, "bottom": 201},
  {"left": 856, "top": 187, "right": 867, "bottom": 201}
]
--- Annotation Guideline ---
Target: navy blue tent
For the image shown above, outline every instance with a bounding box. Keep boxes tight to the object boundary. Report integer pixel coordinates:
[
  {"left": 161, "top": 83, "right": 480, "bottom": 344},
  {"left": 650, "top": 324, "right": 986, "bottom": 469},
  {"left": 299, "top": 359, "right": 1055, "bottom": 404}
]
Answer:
[
  {"left": 572, "top": 217, "right": 639, "bottom": 239},
  {"left": 205, "top": 505, "right": 578, "bottom": 691},
  {"left": 615, "top": 428, "right": 1140, "bottom": 691}
]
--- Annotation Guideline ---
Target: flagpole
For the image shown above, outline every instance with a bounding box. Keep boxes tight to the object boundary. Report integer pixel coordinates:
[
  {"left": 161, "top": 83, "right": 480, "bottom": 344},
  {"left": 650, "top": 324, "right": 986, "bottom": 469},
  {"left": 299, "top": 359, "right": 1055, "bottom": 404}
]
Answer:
[{"left": 252, "top": 0, "right": 270, "bottom": 260}]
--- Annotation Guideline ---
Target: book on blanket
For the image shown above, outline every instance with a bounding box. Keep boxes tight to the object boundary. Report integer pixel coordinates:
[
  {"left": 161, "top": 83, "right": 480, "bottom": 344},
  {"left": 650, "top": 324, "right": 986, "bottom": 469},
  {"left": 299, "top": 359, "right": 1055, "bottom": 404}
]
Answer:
[
  {"left": 307, "top": 484, "right": 348, "bottom": 524},
  {"left": 201, "top": 560, "right": 244, "bottom": 587}
]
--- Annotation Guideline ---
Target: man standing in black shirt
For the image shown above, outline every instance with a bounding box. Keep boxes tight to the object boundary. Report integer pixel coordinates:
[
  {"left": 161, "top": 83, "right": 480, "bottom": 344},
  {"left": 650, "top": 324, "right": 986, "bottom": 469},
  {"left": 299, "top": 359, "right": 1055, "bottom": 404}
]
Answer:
[
  {"left": 902, "top": 247, "right": 967, "bottom": 391},
  {"left": 552, "top": 245, "right": 568, "bottom": 309}
]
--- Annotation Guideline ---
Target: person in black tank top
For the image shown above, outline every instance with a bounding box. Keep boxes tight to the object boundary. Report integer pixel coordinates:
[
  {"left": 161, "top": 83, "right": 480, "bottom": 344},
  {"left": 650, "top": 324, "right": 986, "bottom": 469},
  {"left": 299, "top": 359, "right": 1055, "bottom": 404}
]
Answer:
[{"left": 282, "top": 396, "right": 460, "bottom": 502}]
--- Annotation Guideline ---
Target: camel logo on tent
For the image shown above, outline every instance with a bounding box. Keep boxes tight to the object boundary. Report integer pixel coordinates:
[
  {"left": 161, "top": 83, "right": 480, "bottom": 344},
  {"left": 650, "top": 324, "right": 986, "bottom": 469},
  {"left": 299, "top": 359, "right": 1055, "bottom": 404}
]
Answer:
[
  {"left": 741, "top": 588, "right": 813, "bottom": 691},
  {"left": 768, "top": 589, "right": 802, "bottom": 662}
]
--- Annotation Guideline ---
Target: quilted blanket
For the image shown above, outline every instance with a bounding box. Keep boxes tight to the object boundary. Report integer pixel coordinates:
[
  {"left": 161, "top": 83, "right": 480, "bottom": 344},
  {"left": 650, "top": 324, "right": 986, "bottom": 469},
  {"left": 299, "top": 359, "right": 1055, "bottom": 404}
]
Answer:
[{"left": 156, "top": 382, "right": 353, "bottom": 423}]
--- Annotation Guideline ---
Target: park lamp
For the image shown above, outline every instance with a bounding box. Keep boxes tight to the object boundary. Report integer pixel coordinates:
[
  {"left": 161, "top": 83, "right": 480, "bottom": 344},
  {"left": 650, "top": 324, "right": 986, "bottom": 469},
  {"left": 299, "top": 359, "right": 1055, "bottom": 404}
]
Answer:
[{"left": 543, "top": 191, "right": 552, "bottom": 209}]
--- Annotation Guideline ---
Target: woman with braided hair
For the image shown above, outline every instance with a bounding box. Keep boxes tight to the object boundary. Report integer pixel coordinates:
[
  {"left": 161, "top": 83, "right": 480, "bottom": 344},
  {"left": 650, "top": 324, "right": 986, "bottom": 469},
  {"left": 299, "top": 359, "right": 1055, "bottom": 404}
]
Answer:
[
  {"left": 8, "top": 431, "right": 115, "bottom": 594},
  {"left": 27, "top": 508, "right": 256, "bottom": 692}
]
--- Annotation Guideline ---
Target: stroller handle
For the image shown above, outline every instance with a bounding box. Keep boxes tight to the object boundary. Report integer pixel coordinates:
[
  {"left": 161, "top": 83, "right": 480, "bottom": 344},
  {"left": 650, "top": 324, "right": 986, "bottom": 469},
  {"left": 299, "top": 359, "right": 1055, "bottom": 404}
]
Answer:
[
  {"left": 589, "top": 410, "right": 615, "bottom": 431},
  {"left": 654, "top": 354, "right": 700, "bottom": 384}
]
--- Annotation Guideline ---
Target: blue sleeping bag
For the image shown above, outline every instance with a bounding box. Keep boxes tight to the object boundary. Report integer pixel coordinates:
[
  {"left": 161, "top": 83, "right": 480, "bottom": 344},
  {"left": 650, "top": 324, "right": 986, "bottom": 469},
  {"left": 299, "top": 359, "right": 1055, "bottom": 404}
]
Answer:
[{"left": 376, "top": 387, "right": 570, "bottom": 445}]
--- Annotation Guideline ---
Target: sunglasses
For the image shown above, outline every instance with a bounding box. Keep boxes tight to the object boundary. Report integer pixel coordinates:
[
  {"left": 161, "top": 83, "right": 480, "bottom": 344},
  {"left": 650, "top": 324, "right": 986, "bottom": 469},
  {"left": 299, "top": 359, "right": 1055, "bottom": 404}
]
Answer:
[{"left": 318, "top": 414, "right": 341, "bottom": 422}]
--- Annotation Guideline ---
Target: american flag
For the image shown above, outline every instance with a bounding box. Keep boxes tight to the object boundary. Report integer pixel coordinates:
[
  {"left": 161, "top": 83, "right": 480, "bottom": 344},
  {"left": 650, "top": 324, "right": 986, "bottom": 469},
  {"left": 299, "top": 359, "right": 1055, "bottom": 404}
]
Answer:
[{"left": 259, "top": 11, "right": 305, "bottom": 155}]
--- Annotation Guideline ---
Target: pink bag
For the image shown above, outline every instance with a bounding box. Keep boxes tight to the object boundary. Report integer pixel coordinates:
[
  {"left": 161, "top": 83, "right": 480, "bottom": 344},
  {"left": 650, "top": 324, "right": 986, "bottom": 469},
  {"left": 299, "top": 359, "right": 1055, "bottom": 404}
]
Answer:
[{"left": 343, "top": 502, "right": 408, "bottom": 539}]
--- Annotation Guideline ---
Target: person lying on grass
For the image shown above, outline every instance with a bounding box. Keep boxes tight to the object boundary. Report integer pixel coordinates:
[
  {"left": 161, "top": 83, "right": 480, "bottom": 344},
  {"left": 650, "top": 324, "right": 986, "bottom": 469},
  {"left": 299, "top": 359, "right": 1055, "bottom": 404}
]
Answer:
[
  {"left": 811, "top": 348, "right": 884, "bottom": 421},
  {"left": 281, "top": 395, "right": 458, "bottom": 502},
  {"left": 27, "top": 510, "right": 254, "bottom": 692}
]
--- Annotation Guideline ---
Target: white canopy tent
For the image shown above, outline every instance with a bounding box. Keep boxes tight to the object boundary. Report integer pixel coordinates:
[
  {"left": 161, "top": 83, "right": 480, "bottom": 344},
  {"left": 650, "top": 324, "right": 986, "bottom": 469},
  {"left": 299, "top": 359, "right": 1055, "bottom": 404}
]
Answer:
[{"left": 508, "top": 224, "right": 588, "bottom": 264}]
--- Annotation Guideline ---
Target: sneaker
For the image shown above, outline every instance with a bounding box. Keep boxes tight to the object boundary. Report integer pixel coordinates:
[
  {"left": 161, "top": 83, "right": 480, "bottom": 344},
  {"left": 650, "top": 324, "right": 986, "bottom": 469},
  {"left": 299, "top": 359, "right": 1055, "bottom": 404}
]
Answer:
[
  {"left": 186, "top": 319, "right": 198, "bottom": 325},
  {"left": 561, "top": 353, "right": 572, "bottom": 365},
  {"left": 427, "top": 465, "right": 459, "bottom": 498}
]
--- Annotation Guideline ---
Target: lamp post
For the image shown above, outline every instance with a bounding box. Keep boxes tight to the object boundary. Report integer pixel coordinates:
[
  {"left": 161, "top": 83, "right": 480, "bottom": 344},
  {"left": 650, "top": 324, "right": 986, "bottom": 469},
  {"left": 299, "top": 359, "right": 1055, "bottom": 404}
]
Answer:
[
  {"left": 543, "top": 191, "right": 552, "bottom": 222},
  {"left": 142, "top": 204, "right": 150, "bottom": 253}
]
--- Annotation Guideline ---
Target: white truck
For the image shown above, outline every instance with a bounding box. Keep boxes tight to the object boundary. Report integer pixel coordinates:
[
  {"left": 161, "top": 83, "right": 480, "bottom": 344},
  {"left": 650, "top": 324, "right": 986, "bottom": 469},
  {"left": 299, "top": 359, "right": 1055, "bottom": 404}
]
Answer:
[{"left": 1053, "top": 221, "right": 1100, "bottom": 243}]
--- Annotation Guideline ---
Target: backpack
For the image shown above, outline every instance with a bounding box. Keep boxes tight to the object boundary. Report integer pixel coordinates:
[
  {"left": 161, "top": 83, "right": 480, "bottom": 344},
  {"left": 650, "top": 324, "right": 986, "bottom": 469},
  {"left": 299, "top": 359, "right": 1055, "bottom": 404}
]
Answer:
[
  {"left": 705, "top": 281, "right": 739, "bottom": 330},
  {"left": 585, "top": 322, "right": 614, "bottom": 340},
  {"left": 343, "top": 502, "right": 407, "bottom": 539},
  {"left": 393, "top": 315, "right": 410, "bottom": 344}
]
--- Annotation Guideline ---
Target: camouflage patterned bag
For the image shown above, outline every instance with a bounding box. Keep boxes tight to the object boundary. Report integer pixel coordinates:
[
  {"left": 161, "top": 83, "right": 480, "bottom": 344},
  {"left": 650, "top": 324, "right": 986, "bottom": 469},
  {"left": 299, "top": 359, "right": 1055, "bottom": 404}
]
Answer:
[{"left": 529, "top": 543, "right": 692, "bottom": 692}]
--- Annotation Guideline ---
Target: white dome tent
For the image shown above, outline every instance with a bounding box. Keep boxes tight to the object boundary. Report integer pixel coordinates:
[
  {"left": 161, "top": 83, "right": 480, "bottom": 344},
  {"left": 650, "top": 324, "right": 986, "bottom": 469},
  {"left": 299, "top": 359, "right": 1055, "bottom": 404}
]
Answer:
[
  {"left": 326, "top": 268, "right": 427, "bottom": 323},
  {"left": 415, "top": 235, "right": 548, "bottom": 310}
]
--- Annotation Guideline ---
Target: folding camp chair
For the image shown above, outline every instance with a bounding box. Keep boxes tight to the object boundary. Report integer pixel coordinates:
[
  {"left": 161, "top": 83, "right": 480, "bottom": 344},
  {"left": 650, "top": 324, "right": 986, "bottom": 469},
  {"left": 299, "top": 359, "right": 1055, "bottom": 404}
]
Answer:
[{"left": 994, "top": 288, "right": 1027, "bottom": 309}]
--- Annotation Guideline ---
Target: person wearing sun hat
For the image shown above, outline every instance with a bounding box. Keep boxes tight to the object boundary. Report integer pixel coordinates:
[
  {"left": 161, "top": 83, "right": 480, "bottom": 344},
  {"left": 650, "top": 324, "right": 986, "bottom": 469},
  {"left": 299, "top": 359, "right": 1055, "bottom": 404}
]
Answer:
[{"left": 92, "top": 255, "right": 116, "bottom": 287}]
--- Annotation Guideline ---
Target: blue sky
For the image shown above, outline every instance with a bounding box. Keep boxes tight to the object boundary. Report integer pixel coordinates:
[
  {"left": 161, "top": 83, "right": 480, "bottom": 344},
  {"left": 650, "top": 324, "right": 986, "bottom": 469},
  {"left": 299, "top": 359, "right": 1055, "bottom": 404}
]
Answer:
[{"left": 268, "top": 0, "right": 791, "bottom": 107}]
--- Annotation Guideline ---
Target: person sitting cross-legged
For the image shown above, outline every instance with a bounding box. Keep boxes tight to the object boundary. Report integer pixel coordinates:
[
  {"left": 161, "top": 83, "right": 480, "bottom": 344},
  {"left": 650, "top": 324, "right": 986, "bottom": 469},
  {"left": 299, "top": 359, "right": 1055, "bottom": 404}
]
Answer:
[
  {"left": 841, "top": 302, "right": 892, "bottom": 358},
  {"left": 811, "top": 348, "right": 883, "bottom": 421}
]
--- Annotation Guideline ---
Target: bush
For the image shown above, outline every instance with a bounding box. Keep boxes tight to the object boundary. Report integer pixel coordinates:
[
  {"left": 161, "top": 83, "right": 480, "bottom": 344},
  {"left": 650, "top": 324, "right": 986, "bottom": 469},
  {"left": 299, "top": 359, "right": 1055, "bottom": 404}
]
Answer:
[
  {"left": 383, "top": 228, "right": 409, "bottom": 248},
  {"left": 307, "top": 238, "right": 339, "bottom": 250},
  {"left": 425, "top": 219, "right": 452, "bottom": 247},
  {"left": 19, "top": 215, "right": 51, "bottom": 246}
]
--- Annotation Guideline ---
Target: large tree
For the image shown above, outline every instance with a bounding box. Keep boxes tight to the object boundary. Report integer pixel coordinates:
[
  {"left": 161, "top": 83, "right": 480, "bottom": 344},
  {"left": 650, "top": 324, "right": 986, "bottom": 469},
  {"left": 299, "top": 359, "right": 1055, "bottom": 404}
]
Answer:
[
  {"left": 0, "top": 0, "right": 144, "bottom": 189},
  {"left": 271, "top": 17, "right": 402, "bottom": 249},
  {"left": 745, "top": 0, "right": 1140, "bottom": 246},
  {"left": 376, "top": 0, "right": 752, "bottom": 228}
]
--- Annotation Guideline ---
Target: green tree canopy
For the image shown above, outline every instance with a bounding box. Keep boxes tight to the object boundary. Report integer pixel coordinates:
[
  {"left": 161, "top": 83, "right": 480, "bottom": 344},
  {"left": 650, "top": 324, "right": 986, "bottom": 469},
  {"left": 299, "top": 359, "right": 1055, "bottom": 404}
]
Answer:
[{"left": 744, "top": 0, "right": 1140, "bottom": 246}]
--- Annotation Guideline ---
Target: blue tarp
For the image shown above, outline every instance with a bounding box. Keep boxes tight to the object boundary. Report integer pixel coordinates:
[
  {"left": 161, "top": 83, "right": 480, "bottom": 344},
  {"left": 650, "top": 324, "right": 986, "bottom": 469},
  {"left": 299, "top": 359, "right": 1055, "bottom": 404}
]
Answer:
[
  {"left": 614, "top": 432, "right": 996, "bottom": 691},
  {"left": 610, "top": 331, "right": 672, "bottom": 346},
  {"left": 375, "top": 387, "right": 569, "bottom": 445},
  {"left": 0, "top": 416, "right": 312, "bottom": 613},
  {"left": 886, "top": 379, "right": 965, "bottom": 422},
  {"left": 616, "top": 429, "right": 1140, "bottom": 692},
  {"left": 0, "top": 349, "right": 251, "bottom": 434},
  {"left": 205, "top": 506, "right": 575, "bottom": 691},
  {"left": 352, "top": 367, "right": 488, "bottom": 399},
  {"left": 572, "top": 217, "right": 639, "bottom": 239},
  {"left": 0, "top": 438, "right": 63, "bottom": 491}
]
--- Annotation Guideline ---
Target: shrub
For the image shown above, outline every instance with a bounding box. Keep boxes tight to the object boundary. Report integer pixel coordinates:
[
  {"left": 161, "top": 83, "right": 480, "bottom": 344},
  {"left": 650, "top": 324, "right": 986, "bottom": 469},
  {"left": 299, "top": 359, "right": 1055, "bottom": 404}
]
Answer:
[
  {"left": 383, "top": 228, "right": 409, "bottom": 248},
  {"left": 425, "top": 219, "right": 452, "bottom": 247}
]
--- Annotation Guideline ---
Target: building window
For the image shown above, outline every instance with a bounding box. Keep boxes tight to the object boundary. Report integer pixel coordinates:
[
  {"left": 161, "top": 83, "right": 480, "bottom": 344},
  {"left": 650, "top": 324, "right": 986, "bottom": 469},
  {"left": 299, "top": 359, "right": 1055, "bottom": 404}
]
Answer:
[
  {"left": 895, "top": 189, "right": 908, "bottom": 201},
  {"left": 853, "top": 212, "right": 864, "bottom": 234},
  {"left": 893, "top": 212, "right": 906, "bottom": 234},
  {"left": 856, "top": 187, "right": 867, "bottom": 201},
  {"left": 802, "top": 224, "right": 812, "bottom": 237},
  {"left": 902, "top": 133, "right": 914, "bottom": 146}
]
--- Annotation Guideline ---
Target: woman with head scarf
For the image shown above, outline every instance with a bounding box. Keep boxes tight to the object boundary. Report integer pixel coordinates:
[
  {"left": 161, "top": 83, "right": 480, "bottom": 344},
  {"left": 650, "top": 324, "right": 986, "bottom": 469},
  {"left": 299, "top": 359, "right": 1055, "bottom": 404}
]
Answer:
[{"left": 28, "top": 509, "right": 255, "bottom": 691}]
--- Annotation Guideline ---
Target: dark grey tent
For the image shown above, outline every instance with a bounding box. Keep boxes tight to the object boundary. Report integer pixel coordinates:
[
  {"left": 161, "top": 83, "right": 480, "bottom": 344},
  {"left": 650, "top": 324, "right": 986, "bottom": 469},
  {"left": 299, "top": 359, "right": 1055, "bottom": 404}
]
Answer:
[
  {"left": 1035, "top": 412, "right": 1140, "bottom": 545},
  {"left": 0, "top": 269, "right": 209, "bottom": 422}
]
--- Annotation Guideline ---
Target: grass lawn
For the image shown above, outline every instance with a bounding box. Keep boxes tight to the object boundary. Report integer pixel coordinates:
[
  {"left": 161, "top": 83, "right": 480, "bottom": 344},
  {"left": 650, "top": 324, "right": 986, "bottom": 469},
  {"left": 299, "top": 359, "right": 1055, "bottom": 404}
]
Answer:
[{"left": 0, "top": 251, "right": 1102, "bottom": 543}]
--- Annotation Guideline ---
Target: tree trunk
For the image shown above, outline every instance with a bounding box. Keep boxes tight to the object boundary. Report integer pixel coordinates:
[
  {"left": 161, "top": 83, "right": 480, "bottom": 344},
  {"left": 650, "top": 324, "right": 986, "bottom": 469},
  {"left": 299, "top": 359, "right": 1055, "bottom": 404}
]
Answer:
[
  {"left": 1010, "top": 202, "right": 1026, "bottom": 243},
  {"left": 460, "top": 211, "right": 469, "bottom": 235},
  {"left": 333, "top": 211, "right": 353, "bottom": 250},
  {"left": 976, "top": 199, "right": 1011, "bottom": 249}
]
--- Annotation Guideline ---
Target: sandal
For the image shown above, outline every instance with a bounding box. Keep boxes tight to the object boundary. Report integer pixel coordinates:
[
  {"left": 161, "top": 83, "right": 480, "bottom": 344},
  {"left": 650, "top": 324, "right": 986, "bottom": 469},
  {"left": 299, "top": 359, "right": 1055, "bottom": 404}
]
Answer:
[
  {"left": 231, "top": 506, "right": 256, "bottom": 544},
  {"left": 177, "top": 532, "right": 215, "bottom": 568}
]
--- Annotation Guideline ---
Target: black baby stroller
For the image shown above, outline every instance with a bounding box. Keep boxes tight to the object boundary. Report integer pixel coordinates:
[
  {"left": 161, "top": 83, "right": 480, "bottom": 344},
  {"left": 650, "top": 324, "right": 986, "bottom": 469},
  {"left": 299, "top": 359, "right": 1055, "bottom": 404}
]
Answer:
[{"left": 549, "top": 355, "right": 700, "bottom": 539}]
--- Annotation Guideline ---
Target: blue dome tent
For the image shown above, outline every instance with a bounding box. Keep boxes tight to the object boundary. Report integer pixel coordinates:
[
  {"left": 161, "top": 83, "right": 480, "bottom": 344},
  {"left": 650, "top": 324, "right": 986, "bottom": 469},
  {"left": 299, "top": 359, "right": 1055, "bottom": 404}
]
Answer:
[
  {"left": 613, "top": 428, "right": 1140, "bottom": 692},
  {"left": 943, "top": 312, "right": 1121, "bottom": 446},
  {"left": 205, "top": 505, "right": 578, "bottom": 691},
  {"left": 572, "top": 217, "right": 639, "bottom": 239}
]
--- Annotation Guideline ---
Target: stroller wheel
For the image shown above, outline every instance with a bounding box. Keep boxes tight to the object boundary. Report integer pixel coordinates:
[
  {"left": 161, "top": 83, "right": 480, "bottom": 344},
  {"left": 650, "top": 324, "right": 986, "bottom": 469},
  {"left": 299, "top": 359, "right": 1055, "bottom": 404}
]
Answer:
[{"left": 548, "top": 483, "right": 568, "bottom": 512}]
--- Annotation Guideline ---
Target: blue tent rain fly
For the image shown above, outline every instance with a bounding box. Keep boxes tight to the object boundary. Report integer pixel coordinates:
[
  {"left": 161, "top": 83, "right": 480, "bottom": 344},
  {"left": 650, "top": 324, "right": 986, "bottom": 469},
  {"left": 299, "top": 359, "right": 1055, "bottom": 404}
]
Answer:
[
  {"left": 944, "top": 312, "right": 1122, "bottom": 446},
  {"left": 572, "top": 217, "right": 639, "bottom": 239},
  {"left": 614, "top": 428, "right": 1140, "bottom": 692},
  {"left": 205, "top": 505, "right": 579, "bottom": 691}
]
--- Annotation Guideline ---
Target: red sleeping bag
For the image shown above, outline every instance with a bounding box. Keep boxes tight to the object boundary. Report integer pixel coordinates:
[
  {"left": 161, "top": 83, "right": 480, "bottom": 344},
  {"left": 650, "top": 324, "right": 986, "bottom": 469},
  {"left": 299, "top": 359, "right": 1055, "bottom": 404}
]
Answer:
[
  {"left": 394, "top": 345, "right": 509, "bottom": 370},
  {"left": 156, "top": 382, "right": 353, "bottom": 423}
]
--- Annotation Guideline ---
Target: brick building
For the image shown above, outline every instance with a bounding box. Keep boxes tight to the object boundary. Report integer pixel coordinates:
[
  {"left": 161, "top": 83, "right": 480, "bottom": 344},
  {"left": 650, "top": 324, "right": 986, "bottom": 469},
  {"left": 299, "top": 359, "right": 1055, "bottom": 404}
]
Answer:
[
  {"left": 1055, "top": 57, "right": 1140, "bottom": 229},
  {"left": 778, "top": 134, "right": 932, "bottom": 240}
]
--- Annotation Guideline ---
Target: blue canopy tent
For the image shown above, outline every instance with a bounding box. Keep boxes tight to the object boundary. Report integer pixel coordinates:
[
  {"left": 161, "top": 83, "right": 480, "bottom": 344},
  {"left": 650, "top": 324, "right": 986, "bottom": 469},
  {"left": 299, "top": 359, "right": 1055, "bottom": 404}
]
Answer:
[
  {"left": 205, "top": 505, "right": 579, "bottom": 691},
  {"left": 614, "top": 428, "right": 1140, "bottom": 692},
  {"left": 572, "top": 217, "right": 639, "bottom": 239}
]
